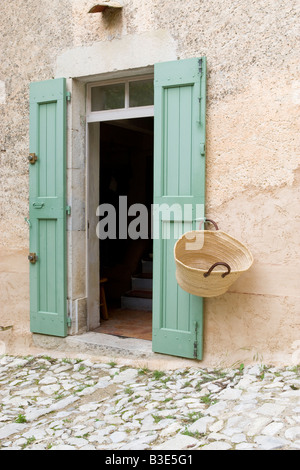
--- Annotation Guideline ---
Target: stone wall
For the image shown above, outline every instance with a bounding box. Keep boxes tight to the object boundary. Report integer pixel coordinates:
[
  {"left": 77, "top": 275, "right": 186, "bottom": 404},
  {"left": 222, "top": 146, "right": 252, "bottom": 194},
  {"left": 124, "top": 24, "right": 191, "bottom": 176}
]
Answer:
[{"left": 0, "top": 0, "right": 299, "bottom": 365}]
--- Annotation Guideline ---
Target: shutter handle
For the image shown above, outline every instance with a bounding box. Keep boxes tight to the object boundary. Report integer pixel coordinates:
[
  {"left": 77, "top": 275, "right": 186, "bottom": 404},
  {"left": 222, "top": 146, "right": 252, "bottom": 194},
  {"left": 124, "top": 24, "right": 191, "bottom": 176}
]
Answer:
[{"left": 32, "top": 202, "right": 44, "bottom": 209}]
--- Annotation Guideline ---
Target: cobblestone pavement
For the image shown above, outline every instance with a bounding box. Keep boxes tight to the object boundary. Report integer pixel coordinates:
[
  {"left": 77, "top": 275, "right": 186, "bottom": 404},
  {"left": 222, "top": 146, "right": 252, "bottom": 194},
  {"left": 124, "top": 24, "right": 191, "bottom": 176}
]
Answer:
[{"left": 0, "top": 354, "right": 300, "bottom": 450}]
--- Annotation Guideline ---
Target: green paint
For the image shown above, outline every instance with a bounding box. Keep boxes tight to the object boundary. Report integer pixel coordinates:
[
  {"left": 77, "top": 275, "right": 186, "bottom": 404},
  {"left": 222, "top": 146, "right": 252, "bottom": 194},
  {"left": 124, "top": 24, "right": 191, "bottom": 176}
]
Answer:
[
  {"left": 29, "top": 78, "right": 67, "bottom": 337},
  {"left": 152, "top": 58, "right": 206, "bottom": 359}
]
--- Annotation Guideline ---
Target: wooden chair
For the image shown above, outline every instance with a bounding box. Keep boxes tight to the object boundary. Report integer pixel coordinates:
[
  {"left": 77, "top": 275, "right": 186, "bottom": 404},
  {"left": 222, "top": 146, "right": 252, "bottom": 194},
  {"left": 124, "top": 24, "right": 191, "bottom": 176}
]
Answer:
[{"left": 100, "top": 278, "right": 108, "bottom": 320}]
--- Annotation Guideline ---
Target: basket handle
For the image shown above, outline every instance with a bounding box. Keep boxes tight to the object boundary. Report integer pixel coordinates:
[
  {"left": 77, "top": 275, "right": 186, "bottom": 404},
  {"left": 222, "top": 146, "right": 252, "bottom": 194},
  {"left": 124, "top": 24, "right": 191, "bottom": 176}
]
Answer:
[
  {"left": 199, "top": 219, "right": 219, "bottom": 230},
  {"left": 203, "top": 262, "right": 231, "bottom": 278}
]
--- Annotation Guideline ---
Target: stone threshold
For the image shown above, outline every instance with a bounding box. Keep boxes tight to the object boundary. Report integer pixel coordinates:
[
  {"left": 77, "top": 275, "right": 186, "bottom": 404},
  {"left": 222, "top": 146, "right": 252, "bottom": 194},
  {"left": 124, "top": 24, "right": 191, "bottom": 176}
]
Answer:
[
  {"left": 32, "top": 331, "right": 202, "bottom": 369},
  {"left": 33, "top": 331, "right": 155, "bottom": 359}
]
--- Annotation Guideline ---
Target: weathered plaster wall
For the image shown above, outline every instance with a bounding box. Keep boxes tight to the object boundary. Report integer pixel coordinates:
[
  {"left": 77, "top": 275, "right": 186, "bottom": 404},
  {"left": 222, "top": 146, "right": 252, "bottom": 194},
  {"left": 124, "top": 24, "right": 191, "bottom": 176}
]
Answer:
[{"left": 0, "top": 0, "right": 299, "bottom": 365}]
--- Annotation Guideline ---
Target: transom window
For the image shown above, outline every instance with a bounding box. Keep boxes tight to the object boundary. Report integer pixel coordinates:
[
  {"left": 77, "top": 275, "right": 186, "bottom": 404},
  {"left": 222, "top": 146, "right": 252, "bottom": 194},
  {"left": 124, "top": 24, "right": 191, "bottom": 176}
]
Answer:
[{"left": 87, "top": 76, "right": 154, "bottom": 122}]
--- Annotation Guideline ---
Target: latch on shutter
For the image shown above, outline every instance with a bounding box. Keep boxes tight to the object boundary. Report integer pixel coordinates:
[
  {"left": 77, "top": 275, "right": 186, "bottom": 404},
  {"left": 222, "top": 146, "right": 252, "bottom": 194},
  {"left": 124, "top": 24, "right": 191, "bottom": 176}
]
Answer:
[
  {"left": 28, "top": 253, "right": 38, "bottom": 264},
  {"left": 32, "top": 202, "right": 44, "bottom": 209},
  {"left": 28, "top": 153, "right": 38, "bottom": 164}
]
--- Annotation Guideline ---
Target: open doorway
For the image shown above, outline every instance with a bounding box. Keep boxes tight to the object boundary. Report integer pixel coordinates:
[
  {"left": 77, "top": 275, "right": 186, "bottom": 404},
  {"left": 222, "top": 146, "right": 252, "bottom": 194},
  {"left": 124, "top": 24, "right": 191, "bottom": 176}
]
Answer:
[{"left": 93, "top": 117, "right": 154, "bottom": 340}]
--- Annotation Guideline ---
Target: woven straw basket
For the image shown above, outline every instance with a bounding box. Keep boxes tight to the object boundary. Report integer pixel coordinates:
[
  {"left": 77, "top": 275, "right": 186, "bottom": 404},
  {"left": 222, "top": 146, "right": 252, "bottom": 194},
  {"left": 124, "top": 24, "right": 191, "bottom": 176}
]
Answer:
[{"left": 174, "top": 220, "right": 253, "bottom": 297}]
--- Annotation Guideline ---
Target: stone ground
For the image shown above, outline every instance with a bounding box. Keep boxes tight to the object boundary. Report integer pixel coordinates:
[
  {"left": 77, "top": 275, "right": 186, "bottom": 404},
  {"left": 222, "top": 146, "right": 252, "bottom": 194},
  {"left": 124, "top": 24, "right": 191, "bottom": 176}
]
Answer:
[{"left": 0, "top": 354, "right": 300, "bottom": 450}]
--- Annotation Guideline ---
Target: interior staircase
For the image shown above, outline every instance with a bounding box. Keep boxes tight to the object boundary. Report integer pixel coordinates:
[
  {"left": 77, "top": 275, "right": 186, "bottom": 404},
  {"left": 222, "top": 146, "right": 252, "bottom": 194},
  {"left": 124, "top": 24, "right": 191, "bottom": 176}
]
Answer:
[{"left": 121, "top": 257, "right": 153, "bottom": 311}]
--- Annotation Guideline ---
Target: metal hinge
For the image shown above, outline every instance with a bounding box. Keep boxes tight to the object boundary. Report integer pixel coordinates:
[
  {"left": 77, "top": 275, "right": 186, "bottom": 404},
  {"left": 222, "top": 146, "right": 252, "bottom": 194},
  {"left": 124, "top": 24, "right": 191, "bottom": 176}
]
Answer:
[
  {"left": 67, "top": 317, "right": 72, "bottom": 327},
  {"left": 0, "top": 325, "right": 13, "bottom": 331},
  {"left": 66, "top": 205, "right": 71, "bottom": 215},
  {"left": 66, "top": 92, "right": 71, "bottom": 102},
  {"left": 193, "top": 321, "right": 198, "bottom": 359},
  {"left": 24, "top": 217, "right": 31, "bottom": 228},
  {"left": 200, "top": 143, "right": 205, "bottom": 157},
  {"left": 198, "top": 58, "right": 203, "bottom": 77}
]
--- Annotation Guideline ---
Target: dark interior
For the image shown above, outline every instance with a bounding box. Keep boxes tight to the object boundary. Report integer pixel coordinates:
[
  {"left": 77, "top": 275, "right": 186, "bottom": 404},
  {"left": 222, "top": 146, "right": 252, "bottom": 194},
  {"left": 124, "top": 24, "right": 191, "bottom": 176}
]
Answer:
[{"left": 99, "top": 118, "right": 154, "bottom": 309}]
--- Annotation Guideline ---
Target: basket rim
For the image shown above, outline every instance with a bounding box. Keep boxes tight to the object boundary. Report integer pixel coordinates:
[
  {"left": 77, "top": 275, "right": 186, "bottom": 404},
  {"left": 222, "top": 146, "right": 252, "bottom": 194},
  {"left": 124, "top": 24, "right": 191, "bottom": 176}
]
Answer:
[{"left": 174, "top": 230, "right": 254, "bottom": 274}]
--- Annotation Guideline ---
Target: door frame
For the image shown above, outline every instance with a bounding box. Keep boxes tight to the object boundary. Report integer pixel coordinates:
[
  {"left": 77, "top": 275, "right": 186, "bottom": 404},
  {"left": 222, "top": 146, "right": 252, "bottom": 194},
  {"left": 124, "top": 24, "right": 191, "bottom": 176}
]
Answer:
[{"left": 86, "top": 73, "right": 154, "bottom": 331}]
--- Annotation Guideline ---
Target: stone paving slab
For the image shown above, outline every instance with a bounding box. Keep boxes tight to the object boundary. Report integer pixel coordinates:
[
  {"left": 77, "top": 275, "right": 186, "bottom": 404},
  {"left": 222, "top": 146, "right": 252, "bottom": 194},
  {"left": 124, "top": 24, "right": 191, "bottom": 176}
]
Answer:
[{"left": 0, "top": 355, "right": 300, "bottom": 450}]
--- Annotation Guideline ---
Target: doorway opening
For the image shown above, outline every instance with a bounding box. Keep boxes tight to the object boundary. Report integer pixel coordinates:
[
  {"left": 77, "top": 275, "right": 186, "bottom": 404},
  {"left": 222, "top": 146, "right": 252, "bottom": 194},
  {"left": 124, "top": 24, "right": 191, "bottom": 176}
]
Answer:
[{"left": 93, "top": 117, "right": 154, "bottom": 340}]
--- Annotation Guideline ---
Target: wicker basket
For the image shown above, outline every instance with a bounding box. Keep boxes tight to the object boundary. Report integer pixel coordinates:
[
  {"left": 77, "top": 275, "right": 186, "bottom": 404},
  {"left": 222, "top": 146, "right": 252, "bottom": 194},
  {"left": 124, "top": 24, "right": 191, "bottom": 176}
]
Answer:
[{"left": 174, "top": 220, "right": 253, "bottom": 297}]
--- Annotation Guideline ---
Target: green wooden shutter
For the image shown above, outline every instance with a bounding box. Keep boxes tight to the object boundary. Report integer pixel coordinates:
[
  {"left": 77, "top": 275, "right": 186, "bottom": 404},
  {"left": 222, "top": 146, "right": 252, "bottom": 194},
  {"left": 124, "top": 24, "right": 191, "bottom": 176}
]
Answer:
[
  {"left": 152, "top": 57, "right": 206, "bottom": 359},
  {"left": 29, "top": 78, "right": 67, "bottom": 337}
]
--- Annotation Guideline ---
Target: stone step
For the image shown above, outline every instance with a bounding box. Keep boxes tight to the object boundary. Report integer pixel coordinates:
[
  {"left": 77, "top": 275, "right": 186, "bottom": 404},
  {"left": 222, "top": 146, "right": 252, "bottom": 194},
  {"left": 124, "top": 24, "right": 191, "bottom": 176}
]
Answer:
[
  {"left": 131, "top": 273, "right": 153, "bottom": 291},
  {"left": 121, "top": 290, "right": 152, "bottom": 311},
  {"left": 141, "top": 259, "right": 153, "bottom": 274}
]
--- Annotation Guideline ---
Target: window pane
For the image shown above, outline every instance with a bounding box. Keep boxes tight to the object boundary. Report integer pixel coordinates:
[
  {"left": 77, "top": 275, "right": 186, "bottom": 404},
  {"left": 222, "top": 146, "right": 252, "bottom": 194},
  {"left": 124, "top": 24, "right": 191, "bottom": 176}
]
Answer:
[
  {"left": 129, "top": 80, "right": 154, "bottom": 107},
  {"left": 91, "top": 83, "right": 125, "bottom": 111}
]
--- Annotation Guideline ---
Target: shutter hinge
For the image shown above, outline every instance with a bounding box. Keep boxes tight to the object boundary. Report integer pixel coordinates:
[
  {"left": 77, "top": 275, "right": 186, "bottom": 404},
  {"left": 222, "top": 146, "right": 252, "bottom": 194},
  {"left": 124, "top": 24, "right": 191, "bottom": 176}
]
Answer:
[
  {"left": 66, "top": 92, "right": 71, "bottom": 102},
  {"left": 198, "top": 58, "right": 203, "bottom": 77},
  {"left": 24, "top": 217, "right": 31, "bottom": 228},
  {"left": 0, "top": 325, "right": 13, "bottom": 331},
  {"left": 200, "top": 143, "right": 205, "bottom": 157},
  {"left": 67, "top": 316, "right": 72, "bottom": 327},
  {"left": 197, "top": 97, "right": 203, "bottom": 124},
  {"left": 193, "top": 321, "right": 198, "bottom": 359},
  {"left": 66, "top": 205, "right": 71, "bottom": 215}
]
